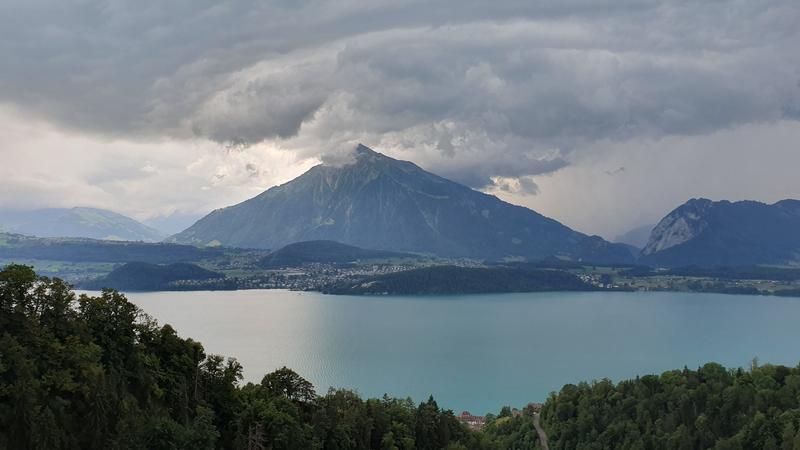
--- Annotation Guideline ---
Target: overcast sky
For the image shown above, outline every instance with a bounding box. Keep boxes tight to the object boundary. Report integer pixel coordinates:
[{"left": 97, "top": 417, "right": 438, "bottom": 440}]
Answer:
[{"left": 1, "top": 0, "right": 799, "bottom": 238}]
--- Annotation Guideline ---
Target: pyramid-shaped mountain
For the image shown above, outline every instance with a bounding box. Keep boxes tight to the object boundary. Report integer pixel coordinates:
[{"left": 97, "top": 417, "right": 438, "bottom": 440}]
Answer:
[{"left": 170, "top": 145, "right": 632, "bottom": 262}]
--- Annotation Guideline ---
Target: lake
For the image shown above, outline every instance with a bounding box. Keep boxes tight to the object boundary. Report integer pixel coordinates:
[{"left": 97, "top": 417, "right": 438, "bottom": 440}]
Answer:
[{"left": 94, "top": 289, "right": 800, "bottom": 414}]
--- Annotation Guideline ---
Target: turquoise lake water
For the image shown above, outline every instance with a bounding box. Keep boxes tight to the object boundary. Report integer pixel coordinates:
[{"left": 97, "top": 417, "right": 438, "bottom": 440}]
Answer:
[{"left": 108, "top": 289, "right": 800, "bottom": 414}]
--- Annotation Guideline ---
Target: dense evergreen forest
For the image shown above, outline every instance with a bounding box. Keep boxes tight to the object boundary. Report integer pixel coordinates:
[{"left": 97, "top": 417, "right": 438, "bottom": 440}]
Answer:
[
  {"left": 3, "top": 264, "right": 800, "bottom": 449},
  {"left": 540, "top": 362, "right": 800, "bottom": 449},
  {"left": 0, "top": 264, "right": 501, "bottom": 449}
]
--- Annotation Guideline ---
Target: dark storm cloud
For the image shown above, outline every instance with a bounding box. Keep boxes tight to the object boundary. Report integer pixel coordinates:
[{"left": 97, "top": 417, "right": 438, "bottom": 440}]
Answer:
[{"left": 1, "top": 0, "right": 798, "bottom": 188}]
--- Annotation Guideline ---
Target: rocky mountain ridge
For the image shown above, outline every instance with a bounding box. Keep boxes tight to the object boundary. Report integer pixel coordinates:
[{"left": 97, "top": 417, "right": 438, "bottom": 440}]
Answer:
[{"left": 640, "top": 198, "right": 800, "bottom": 267}]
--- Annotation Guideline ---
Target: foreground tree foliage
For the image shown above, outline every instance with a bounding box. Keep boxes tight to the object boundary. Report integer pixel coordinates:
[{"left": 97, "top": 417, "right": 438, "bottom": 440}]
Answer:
[
  {"left": 0, "top": 265, "right": 494, "bottom": 449},
  {"left": 481, "top": 406, "right": 543, "bottom": 449},
  {"left": 4, "top": 264, "right": 800, "bottom": 449},
  {"left": 540, "top": 361, "right": 800, "bottom": 449}
]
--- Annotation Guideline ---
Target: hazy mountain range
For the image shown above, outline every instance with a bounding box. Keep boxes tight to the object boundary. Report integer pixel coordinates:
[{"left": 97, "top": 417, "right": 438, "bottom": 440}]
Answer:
[
  {"left": 3, "top": 147, "right": 798, "bottom": 269},
  {"left": 169, "top": 145, "right": 633, "bottom": 263},
  {"left": 0, "top": 207, "right": 164, "bottom": 242},
  {"left": 168, "top": 146, "right": 800, "bottom": 267},
  {"left": 142, "top": 212, "right": 206, "bottom": 236},
  {"left": 614, "top": 224, "right": 655, "bottom": 249}
]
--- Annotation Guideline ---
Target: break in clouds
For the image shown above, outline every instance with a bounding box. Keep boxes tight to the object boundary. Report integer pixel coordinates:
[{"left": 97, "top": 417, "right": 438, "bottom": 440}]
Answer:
[{"left": 1, "top": 0, "right": 799, "bottom": 234}]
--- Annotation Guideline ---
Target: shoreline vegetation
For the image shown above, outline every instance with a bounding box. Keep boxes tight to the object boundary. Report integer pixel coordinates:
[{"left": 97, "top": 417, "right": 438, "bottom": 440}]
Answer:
[
  {"left": 3, "top": 264, "right": 800, "bottom": 449},
  {"left": 82, "top": 261, "right": 800, "bottom": 298},
  {"left": 320, "top": 266, "right": 593, "bottom": 295}
]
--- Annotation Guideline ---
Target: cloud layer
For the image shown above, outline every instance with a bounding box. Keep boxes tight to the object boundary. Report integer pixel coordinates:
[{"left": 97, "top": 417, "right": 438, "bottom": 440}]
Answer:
[{"left": 1, "top": 0, "right": 799, "bottom": 234}]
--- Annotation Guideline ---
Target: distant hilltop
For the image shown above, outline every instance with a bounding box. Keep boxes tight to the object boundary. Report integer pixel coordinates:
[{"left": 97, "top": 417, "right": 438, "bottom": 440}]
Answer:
[
  {"left": 259, "top": 240, "right": 417, "bottom": 268},
  {"left": 4, "top": 146, "right": 798, "bottom": 271}
]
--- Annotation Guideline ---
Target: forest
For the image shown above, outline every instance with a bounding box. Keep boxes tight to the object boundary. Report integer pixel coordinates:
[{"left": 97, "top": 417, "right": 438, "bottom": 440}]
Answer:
[
  {"left": 79, "top": 262, "right": 236, "bottom": 292},
  {"left": 0, "top": 264, "right": 502, "bottom": 449},
  {"left": 540, "top": 362, "right": 800, "bottom": 449},
  {"left": 3, "top": 264, "right": 800, "bottom": 449},
  {"left": 323, "top": 266, "right": 592, "bottom": 295}
]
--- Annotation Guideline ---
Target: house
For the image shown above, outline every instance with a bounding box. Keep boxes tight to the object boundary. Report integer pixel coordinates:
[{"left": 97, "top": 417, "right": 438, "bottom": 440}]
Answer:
[
  {"left": 526, "top": 403, "right": 544, "bottom": 414},
  {"left": 457, "top": 411, "right": 486, "bottom": 430}
]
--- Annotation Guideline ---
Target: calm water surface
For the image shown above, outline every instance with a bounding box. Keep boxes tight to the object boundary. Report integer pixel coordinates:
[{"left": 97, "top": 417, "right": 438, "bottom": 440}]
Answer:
[{"left": 98, "top": 290, "right": 800, "bottom": 414}]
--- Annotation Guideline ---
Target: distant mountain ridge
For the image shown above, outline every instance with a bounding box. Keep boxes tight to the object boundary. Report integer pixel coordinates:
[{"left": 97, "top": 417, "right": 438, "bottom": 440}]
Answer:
[
  {"left": 0, "top": 207, "right": 164, "bottom": 242},
  {"left": 0, "top": 232, "right": 227, "bottom": 264},
  {"left": 170, "top": 144, "right": 633, "bottom": 263},
  {"left": 640, "top": 198, "right": 800, "bottom": 267},
  {"left": 614, "top": 224, "right": 654, "bottom": 249}
]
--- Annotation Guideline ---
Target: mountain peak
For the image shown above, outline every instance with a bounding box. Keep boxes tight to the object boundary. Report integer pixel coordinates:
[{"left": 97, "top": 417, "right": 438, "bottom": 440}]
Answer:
[
  {"left": 350, "top": 144, "right": 404, "bottom": 168},
  {"left": 170, "top": 147, "right": 633, "bottom": 263},
  {"left": 317, "top": 144, "right": 400, "bottom": 173},
  {"left": 312, "top": 144, "right": 426, "bottom": 183},
  {"left": 351, "top": 143, "right": 392, "bottom": 165},
  {"left": 354, "top": 143, "right": 378, "bottom": 156},
  {"left": 641, "top": 199, "right": 714, "bottom": 256}
]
